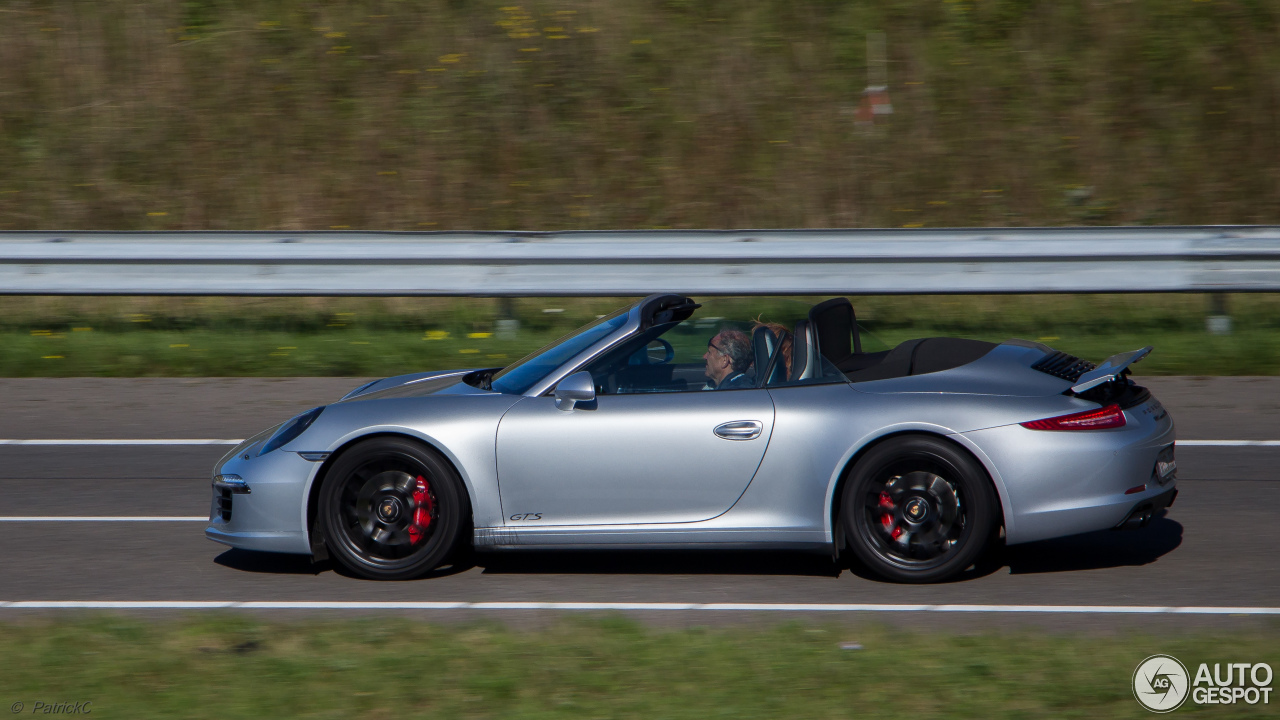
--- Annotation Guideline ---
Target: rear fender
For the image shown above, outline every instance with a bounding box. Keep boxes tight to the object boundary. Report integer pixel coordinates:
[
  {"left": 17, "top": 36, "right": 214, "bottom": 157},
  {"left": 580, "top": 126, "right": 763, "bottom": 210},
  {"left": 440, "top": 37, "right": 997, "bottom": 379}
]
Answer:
[{"left": 824, "top": 425, "right": 1012, "bottom": 546}]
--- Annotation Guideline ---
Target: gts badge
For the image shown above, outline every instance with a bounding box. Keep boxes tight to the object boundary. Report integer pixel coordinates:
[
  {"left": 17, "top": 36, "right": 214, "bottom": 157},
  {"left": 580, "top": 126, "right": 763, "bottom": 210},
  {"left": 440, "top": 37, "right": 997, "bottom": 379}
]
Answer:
[{"left": 509, "top": 513, "right": 543, "bottom": 522}]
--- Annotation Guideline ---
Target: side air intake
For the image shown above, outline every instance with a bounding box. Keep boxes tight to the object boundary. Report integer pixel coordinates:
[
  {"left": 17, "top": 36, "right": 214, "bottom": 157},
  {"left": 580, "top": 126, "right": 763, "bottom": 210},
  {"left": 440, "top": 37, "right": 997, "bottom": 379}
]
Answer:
[{"left": 1031, "top": 351, "right": 1097, "bottom": 382}]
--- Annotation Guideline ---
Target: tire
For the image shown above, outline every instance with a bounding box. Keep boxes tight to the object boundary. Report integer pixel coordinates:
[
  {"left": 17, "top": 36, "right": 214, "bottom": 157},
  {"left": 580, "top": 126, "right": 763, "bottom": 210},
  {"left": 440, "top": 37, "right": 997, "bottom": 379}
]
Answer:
[
  {"left": 319, "top": 437, "right": 469, "bottom": 580},
  {"left": 840, "top": 435, "right": 997, "bottom": 583}
]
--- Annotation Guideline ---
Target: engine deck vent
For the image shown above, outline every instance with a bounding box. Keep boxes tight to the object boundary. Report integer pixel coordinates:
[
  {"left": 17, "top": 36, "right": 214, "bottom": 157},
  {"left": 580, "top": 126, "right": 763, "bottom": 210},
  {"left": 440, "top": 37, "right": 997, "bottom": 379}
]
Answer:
[{"left": 1031, "top": 351, "right": 1097, "bottom": 382}]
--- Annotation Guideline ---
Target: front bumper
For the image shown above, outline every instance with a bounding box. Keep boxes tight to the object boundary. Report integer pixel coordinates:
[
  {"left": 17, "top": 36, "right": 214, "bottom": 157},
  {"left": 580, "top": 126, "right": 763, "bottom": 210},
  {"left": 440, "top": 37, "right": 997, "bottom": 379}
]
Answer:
[{"left": 204, "top": 449, "right": 320, "bottom": 555}]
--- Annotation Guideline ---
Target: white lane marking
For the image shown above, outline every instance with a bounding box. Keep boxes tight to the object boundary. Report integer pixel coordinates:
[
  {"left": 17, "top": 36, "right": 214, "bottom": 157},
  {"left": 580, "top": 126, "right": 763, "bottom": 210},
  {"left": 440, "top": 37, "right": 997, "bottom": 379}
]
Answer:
[
  {"left": 1178, "top": 440, "right": 1280, "bottom": 447},
  {"left": 0, "top": 601, "right": 1277, "bottom": 614},
  {"left": 0, "top": 438, "right": 1275, "bottom": 449},
  {"left": 0, "top": 439, "right": 1277, "bottom": 447},
  {"left": 0, "top": 439, "right": 242, "bottom": 446},
  {"left": 0, "top": 516, "right": 206, "bottom": 522}
]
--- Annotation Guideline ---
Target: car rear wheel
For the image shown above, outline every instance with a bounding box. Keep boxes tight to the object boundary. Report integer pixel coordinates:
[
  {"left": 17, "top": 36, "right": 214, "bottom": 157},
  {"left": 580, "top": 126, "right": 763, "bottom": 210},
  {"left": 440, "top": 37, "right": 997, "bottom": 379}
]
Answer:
[
  {"left": 319, "top": 437, "right": 468, "bottom": 580},
  {"left": 841, "top": 435, "right": 997, "bottom": 583}
]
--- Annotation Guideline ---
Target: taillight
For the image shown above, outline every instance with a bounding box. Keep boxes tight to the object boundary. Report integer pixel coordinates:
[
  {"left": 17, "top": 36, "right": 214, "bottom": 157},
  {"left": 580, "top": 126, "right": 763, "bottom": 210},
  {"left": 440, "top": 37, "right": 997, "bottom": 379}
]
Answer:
[{"left": 1020, "top": 403, "right": 1126, "bottom": 431}]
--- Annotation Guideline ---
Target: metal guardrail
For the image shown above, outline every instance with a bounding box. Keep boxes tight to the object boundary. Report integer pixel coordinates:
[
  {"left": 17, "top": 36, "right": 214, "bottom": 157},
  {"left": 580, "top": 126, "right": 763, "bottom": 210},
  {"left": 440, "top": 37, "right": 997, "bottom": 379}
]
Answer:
[{"left": 1, "top": 227, "right": 1278, "bottom": 295}]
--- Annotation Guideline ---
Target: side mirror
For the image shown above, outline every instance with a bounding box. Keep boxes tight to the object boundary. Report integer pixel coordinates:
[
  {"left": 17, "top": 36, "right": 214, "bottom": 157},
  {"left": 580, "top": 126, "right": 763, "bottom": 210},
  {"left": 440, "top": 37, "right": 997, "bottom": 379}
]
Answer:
[{"left": 554, "top": 371, "right": 597, "bottom": 411}]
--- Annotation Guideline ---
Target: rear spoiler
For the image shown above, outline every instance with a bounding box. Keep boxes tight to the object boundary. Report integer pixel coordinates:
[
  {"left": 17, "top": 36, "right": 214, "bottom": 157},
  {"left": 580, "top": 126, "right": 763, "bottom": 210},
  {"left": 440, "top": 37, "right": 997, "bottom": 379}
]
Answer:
[{"left": 1070, "top": 346, "right": 1152, "bottom": 393}]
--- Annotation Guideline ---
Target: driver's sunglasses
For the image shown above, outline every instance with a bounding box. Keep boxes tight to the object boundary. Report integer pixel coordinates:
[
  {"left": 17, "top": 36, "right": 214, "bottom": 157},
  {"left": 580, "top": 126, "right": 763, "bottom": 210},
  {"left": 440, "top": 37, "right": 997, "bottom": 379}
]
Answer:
[{"left": 707, "top": 340, "right": 727, "bottom": 355}]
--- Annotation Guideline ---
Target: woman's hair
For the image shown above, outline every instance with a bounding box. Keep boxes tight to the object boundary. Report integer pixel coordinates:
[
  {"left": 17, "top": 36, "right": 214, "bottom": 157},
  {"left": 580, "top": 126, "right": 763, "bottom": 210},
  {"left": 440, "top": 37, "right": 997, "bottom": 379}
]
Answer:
[{"left": 753, "top": 320, "right": 793, "bottom": 379}]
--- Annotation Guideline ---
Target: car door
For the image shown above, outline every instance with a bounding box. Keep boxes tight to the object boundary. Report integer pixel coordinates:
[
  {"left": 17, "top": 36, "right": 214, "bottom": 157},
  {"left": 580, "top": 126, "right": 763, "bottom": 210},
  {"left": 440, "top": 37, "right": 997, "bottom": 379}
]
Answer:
[{"left": 495, "top": 389, "right": 775, "bottom": 526}]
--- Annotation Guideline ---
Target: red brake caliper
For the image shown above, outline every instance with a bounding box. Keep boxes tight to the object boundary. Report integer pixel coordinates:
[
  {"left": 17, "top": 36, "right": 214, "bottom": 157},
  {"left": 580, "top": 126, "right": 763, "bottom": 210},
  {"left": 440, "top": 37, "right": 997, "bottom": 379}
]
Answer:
[
  {"left": 408, "top": 475, "right": 434, "bottom": 545},
  {"left": 878, "top": 492, "right": 903, "bottom": 541}
]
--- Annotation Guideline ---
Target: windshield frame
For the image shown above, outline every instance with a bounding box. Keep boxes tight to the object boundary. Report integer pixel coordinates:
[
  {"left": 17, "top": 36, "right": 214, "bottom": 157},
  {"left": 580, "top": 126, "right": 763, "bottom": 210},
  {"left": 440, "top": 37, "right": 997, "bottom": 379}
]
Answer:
[{"left": 487, "top": 302, "right": 640, "bottom": 396}]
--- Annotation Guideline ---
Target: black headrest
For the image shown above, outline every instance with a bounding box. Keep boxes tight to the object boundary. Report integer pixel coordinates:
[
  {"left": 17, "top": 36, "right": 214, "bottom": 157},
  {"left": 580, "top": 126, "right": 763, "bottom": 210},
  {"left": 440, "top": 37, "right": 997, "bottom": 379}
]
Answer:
[
  {"left": 808, "top": 297, "right": 861, "bottom": 364},
  {"left": 751, "top": 326, "right": 776, "bottom": 380},
  {"left": 751, "top": 325, "right": 792, "bottom": 386}
]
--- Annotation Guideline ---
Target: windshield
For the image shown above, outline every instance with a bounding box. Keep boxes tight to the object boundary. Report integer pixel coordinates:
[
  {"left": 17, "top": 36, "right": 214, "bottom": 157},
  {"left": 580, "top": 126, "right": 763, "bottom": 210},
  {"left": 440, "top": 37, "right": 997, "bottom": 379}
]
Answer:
[{"left": 488, "top": 306, "right": 631, "bottom": 395}]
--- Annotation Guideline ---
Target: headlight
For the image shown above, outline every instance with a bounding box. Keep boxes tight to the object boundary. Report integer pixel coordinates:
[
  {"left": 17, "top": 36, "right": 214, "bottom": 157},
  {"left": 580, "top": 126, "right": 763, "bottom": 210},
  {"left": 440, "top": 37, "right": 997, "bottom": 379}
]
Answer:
[
  {"left": 215, "top": 424, "right": 280, "bottom": 469},
  {"left": 258, "top": 406, "right": 325, "bottom": 456}
]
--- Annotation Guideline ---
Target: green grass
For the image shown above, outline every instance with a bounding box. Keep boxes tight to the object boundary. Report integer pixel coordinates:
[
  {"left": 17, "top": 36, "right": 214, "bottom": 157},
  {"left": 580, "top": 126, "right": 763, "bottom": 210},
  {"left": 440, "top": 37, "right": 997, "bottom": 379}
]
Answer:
[
  {"left": 2, "top": 0, "right": 1278, "bottom": 230},
  {"left": 5, "top": 326, "right": 1280, "bottom": 377},
  {"left": 0, "top": 617, "right": 1276, "bottom": 718},
  {"left": 2, "top": 293, "right": 1277, "bottom": 377}
]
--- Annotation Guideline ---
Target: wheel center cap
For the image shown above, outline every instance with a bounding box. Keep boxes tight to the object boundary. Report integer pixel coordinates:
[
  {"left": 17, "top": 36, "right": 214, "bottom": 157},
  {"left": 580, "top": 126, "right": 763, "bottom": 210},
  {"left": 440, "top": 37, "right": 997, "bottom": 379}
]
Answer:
[
  {"left": 904, "top": 497, "right": 929, "bottom": 523},
  {"left": 377, "top": 497, "right": 403, "bottom": 522}
]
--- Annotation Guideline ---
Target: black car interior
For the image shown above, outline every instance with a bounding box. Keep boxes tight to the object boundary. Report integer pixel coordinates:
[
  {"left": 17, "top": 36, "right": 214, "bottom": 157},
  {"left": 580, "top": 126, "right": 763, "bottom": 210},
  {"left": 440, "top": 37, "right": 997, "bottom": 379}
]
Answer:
[
  {"left": 786, "top": 297, "right": 998, "bottom": 384},
  {"left": 584, "top": 296, "right": 999, "bottom": 394}
]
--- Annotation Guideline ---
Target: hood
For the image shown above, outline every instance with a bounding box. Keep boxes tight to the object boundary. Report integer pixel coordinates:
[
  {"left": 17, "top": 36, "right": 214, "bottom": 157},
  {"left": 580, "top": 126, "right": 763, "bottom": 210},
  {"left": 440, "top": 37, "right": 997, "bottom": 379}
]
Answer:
[{"left": 336, "top": 369, "right": 478, "bottom": 402}]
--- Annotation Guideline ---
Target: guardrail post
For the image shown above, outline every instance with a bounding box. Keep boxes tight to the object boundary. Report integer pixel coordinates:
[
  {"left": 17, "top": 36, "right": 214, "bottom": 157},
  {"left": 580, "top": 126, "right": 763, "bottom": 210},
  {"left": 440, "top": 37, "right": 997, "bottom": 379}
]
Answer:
[
  {"left": 496, "top": 297, "right": 520, "bottom": 339},
  {"left": 1206, "top": 293, "right": 1232, "bottom": 335}
]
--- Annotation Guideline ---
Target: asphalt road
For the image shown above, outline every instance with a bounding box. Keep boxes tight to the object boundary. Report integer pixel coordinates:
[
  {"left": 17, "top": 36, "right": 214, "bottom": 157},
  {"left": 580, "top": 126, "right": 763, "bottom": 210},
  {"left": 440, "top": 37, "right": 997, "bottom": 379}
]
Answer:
[{"left": 1, "top": 376, "right": 1278, "bottom": 628}]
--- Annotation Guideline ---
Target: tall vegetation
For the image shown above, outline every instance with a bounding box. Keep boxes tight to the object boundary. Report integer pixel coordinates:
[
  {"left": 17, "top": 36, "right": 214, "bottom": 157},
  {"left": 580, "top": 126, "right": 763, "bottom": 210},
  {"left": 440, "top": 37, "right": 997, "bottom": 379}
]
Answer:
[{"left": 1, "top": 0, "right": 1278, "bottom": 231}]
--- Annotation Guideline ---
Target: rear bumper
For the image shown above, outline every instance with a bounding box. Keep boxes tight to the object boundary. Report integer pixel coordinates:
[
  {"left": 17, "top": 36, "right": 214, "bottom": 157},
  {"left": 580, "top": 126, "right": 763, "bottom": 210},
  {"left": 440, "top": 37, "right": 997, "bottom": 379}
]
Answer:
[{"left": 1115, "top": 486, "right": 1178, "bottom": 530}]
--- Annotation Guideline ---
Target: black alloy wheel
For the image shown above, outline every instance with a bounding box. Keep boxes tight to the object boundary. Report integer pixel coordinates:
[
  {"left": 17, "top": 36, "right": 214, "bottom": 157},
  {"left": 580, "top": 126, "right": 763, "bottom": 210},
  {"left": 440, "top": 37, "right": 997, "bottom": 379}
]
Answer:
[
  {"left": 319, "top": 437, "right": 468, "bottom": 580},
  {"left": 841, "top": 435, "right": 998, "bottom": 583}
]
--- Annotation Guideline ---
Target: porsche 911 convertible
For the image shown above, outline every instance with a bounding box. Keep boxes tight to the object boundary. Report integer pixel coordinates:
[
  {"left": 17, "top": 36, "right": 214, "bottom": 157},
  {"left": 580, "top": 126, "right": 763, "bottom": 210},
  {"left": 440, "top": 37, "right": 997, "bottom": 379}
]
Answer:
[{"left": 207, "top": 295, "right": 1177, "bottom": 583}]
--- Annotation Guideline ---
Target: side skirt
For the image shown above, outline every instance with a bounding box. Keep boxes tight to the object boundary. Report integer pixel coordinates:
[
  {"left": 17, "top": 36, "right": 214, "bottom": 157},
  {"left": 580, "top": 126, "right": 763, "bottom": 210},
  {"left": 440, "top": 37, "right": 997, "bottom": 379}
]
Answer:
[{"left": 474, "top": 526, "right": 830, "bottom": 551}]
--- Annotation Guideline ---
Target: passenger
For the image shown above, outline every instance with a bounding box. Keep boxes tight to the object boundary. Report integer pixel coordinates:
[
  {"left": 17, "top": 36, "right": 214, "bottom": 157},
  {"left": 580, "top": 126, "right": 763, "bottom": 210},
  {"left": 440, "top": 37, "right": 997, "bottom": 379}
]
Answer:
[
  {"left": 753, "top": 321, "right": 793, "bottom": 381},
  {"left": 703, "top": 329, "right": 754, "bottom": 390}
]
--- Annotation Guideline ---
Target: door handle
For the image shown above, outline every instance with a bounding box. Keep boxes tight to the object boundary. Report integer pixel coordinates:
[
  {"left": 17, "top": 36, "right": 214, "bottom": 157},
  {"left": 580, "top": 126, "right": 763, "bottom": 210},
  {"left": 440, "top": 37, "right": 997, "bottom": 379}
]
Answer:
[{"left": 714, "top": 420, "right": 763, "bottom": 441}]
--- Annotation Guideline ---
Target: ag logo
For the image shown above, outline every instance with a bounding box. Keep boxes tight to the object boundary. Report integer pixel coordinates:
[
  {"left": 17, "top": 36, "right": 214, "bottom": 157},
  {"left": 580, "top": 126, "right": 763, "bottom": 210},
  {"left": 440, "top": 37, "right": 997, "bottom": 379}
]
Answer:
[{"left": 1134, "top": 654, "right": 1190, "bottom": 713}]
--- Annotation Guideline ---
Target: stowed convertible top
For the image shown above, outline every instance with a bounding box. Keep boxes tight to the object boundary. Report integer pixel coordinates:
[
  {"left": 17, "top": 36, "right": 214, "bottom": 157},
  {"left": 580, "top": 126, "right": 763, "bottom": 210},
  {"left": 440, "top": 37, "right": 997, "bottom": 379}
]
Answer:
[
  {"left": 838, "top": 337, "right": 998, "bottom": 382},
  {"left": 800, "top": 297, "right": 997, "bottom": 383}
]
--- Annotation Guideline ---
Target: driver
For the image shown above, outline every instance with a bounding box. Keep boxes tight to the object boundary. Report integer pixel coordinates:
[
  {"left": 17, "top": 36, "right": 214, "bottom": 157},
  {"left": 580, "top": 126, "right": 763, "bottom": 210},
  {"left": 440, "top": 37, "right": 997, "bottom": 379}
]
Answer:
[{"left": 703, "top": 329, "right": 754, "bottom": 390}]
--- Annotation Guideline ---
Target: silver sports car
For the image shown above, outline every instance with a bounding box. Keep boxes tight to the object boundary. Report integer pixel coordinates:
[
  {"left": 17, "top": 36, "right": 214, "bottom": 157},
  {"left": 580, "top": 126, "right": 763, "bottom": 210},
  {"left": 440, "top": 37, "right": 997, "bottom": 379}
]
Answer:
[{"left": 207, "top": 295, "right": 1177, "bottom": 583}]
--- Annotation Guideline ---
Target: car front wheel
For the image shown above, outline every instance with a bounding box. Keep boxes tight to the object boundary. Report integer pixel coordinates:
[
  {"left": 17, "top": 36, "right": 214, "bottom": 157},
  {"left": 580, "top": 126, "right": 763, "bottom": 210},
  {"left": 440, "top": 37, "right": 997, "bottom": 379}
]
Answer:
[
  {"left": 841, "top": 435, "right": 998, "bottom": 583},
  {"left": 319, "top": 437, "right": 468, "bottom": 580}
]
